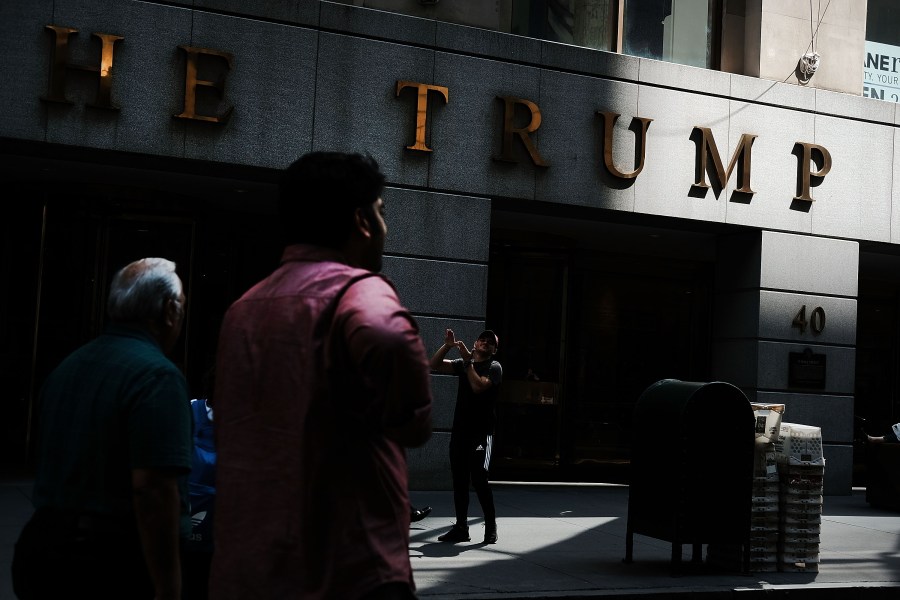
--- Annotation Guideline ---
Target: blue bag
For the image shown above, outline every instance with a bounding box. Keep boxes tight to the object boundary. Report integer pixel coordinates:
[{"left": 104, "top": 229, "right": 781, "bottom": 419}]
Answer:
[{"left": 187, "top": 398, "right": 216, "bottom": 552}]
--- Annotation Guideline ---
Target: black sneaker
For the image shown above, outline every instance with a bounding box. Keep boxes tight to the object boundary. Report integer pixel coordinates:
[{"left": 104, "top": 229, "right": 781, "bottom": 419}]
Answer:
[
  {"left": 437, "top": 525, "right": 470, "bottom": 543},
  {"left": 410, "top": 506, "right": 432, "bottom": 522},
  {"left": 484, "top": 522, "right": 498, "bottom": 544}
]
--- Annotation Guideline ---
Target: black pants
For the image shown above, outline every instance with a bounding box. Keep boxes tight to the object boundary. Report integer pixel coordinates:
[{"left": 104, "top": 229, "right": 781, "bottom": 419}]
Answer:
[
  {"left": 449, "top": 434, "right": 496, "bottom": 525},
  {"left": 360, "top": 581, "right": 417, "bottom": 600},
  {"left": 182, "top": 546, "right": 213, "bottom": 600},
  {"left": 12, "top": 508, "right": 154, "bottom": 599}
]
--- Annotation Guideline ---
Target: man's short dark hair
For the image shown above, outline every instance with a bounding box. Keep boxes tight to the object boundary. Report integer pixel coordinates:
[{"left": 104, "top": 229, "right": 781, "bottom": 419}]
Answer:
[
  {"left": 478, "top": 329, "right": 499, "bottom": 349},
  {"left": 279, "top": 152, "right": 386, "bottom": 248}
]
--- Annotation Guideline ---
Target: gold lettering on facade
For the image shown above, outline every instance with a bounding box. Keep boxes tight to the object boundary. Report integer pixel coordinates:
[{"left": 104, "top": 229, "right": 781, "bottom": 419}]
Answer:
[
  {"left": 396, "top": 80, "right": 449, "bottom": 152},
  {"left": 692, "top": 127, "right": 756, "bottom": 194},
  {"left": 174, "top": 46, "right": 234, "bottom": 124},
  {"left": 34, "top": 24, "right": 840, "bottom": 208},
  {"left": 598, "top": 111, "right": 652, "bottom": 179},
  {"left": 42, "top": 25, "right": 123, "bottom": 110},
  {"left": 794, "top": 142, "right": 832, "bottom": 202},
  {"left": 496, "top": 96, "right": 548, "bottom": 167}
]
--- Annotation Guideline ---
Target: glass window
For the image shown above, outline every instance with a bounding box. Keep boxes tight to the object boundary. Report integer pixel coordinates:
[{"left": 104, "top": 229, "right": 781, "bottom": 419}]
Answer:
[
  {"left": 623, "top": 0, "right": 714, "bottom": 68},
  {"left": 511, "top": 0, "right": 616, "bottom": 51},
  {"left": 867, "top": 0, "right": 900, "bottom": 46}
]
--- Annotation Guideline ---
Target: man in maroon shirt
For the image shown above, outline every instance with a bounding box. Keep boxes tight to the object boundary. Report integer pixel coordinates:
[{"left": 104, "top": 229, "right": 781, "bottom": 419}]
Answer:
[{"left": 210, "top": 152, "right": 432, "bottom": 600}]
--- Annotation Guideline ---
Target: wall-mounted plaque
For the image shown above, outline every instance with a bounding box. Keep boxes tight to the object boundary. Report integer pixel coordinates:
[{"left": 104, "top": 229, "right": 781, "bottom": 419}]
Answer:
[{"left": 788, "top": 348, "right": 826, "bottom": 389}]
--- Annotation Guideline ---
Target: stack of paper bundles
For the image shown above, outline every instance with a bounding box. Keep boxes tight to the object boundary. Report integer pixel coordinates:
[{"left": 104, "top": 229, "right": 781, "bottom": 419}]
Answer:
[{"left": 776, "top": 423, "right": 824, "bottom": 572}]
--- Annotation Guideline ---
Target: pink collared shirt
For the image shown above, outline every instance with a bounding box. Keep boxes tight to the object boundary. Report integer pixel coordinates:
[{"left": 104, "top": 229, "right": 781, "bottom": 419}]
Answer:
[{"left": 211, "top": 244, "right": 432, "bottom": 599}]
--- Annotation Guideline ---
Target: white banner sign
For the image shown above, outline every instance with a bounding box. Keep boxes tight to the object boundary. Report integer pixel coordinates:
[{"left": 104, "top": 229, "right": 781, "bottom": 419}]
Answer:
[{"left": 864, "top": 40, "right": 900, "bottom": 102}]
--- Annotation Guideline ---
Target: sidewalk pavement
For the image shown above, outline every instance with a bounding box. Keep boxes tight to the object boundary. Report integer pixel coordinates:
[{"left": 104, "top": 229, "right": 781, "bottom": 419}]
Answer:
[
  {"left": 3, "top": 478, "right": 899, "bottom": 599},
  {"left": 408, "top": 482, "right": 900, "bottom": 599}
]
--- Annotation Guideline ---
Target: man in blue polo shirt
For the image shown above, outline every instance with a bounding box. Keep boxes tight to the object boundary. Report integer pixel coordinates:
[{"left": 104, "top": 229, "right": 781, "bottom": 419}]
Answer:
[{"left": 12, "top": 257, "right": 192, "bottom": 600}]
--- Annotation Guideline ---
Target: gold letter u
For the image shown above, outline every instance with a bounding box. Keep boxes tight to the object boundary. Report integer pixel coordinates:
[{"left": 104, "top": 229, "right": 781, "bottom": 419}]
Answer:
[{"left": 598, "top": 111, "right": 652, "bottom": 180}]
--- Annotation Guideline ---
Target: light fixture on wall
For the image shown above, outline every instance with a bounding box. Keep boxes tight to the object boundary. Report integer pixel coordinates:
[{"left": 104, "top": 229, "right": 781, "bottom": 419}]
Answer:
[
  {"left": 796, "top": 0, "right": 830, "bottom": 84},
  {"left": 797, "top": 51, "right": 820, "bottom": 84}
]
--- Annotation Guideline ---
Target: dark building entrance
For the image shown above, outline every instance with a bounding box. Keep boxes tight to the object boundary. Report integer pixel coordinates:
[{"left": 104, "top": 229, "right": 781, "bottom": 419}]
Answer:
[
  {"left": 0, "top": 148, "right": 281, "bottom": 472},
  {"left": 486, "top": 206, "right": 716, "bottom": 483},
  {"left": 854, "top": 248, "right": 900, "bottom": 487}
]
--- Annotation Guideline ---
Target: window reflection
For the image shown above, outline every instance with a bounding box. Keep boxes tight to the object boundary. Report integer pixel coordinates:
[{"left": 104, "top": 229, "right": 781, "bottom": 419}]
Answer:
[
  {"left": 511, "top": 0, "right": 715, "bottom": 67},
  {"left": 512, "top": 0, "right": 615, "bottom": 51},
  {"left": 867, "top": 0, "right": 900, "bottom": 45},
  {"left": 623, "top": 0, "right": 712, "bottom": 68}
]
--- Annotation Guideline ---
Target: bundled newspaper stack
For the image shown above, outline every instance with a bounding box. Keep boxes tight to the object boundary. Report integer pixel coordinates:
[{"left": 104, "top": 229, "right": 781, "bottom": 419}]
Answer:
[
  {"left": 747, "top": 404, "right": 784, "bottom": 571},
  {"left": 775, "top": 422, "right": 825, "bottom": 572},
  {"left": 706, "top": 403, "right": 783, "bottom": 572}
]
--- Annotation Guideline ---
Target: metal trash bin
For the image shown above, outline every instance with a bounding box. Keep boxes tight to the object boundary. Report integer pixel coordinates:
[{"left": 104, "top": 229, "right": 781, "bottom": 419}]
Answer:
[{"left": 624, "top": 379, "right": 755, "bottom": 573}]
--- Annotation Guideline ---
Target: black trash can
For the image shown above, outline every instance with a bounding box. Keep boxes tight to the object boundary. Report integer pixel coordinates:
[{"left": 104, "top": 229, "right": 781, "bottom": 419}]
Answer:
[{"left": 624, "top": 379, "right": 755, "bottom": 573}]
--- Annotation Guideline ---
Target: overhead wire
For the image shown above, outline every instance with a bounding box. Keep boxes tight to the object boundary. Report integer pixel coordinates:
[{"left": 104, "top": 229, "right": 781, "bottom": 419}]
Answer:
[{"left": 797, "top": 0, "right": 832, "bottom": 83}]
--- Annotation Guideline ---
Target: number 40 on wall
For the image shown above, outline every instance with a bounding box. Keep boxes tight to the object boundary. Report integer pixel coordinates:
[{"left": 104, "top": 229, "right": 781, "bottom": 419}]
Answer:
[{"left": 792, "top": 305, "right": 826, "bottom": 334}]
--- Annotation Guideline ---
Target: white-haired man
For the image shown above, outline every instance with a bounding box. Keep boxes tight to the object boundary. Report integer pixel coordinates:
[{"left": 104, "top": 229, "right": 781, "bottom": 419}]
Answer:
[{"left": 13, "top": 257, "right": 191, "bottom": 600}]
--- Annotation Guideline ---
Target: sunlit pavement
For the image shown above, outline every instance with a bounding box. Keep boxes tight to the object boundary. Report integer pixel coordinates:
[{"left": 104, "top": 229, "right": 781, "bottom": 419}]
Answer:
[{"left": 409, "top": 482, "right": 900, "bottom": 599}]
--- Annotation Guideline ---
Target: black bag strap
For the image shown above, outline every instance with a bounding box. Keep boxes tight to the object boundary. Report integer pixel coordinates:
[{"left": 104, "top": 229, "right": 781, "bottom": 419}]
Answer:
[{"left": 313, "top": 271, "right": 384, "bottom": 427}]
